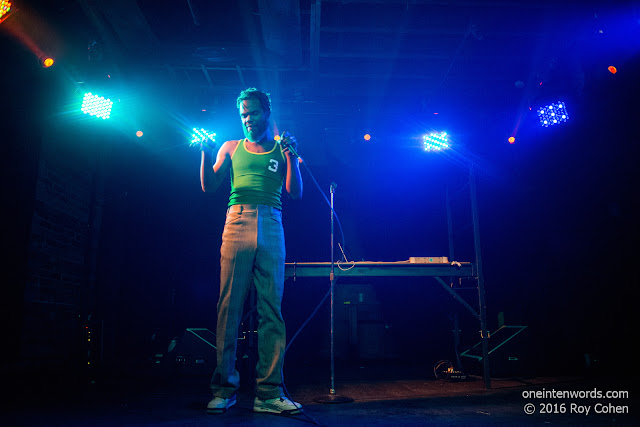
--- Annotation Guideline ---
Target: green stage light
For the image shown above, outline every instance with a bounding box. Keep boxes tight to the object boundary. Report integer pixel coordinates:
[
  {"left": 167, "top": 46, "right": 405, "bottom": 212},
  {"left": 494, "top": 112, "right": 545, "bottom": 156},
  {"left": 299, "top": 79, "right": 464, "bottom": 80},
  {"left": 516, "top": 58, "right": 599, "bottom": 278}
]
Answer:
[{"left": 81, "top": 92, "right": 113, "bottom": 120}]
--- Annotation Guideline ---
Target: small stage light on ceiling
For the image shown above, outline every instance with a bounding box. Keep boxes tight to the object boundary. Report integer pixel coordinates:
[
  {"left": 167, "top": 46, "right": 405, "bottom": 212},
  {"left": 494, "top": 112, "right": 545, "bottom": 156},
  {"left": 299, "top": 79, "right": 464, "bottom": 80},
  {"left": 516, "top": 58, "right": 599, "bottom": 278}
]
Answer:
[
  {"left": 608, "top": 66, "right": 617, "bottom": 74},
  {"left": 363, "top": 133, "right": 371, "bottom": 141},
  {"left": 136, "top": 131, "right": 143, "bottom": 138},
  {"left": 536, "top": 102, "right": 568, "bottom": 128},
  {"left": 423, "top": 131, "right": 450, "bottom": 152},
  {"left": 81, "top": 92, "right": 113, "bottom": 120},
  {"left": 191, "top": 128, "right": 216, "bottom": 145},
  {"left": 41, "top": 57, "right": 54, "bottom": 68},
  {"left": 508, "top": 136, "right": 515, "bottom": 144}
]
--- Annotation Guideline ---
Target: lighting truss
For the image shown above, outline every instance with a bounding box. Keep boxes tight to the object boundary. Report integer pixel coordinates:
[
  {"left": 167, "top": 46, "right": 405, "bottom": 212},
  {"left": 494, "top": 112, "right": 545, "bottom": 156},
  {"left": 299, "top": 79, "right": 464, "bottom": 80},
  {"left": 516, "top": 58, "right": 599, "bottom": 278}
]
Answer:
[
  {"left": 537, "top": 101, "right": 569, "bottom": 127},
  {"left": 81, "top": 92, "right": 113, "bottom": 120},
  {"left": 423, "top": 131, "right": 450, "bottom": 151}
]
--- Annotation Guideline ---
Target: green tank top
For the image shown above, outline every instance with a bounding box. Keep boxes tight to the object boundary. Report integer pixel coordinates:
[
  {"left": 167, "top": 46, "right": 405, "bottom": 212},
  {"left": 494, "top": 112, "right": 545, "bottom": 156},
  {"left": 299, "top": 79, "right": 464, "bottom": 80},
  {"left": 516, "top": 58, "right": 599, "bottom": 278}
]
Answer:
[{"left": 228, "top": 139, "right": 286, "bottom": 209}]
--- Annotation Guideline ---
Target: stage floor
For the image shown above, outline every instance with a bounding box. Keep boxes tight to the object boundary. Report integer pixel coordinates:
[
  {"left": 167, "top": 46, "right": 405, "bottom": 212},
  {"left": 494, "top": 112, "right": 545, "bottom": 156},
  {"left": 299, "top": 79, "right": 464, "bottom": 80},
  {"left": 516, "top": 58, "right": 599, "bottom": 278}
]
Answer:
[{"left": 2, "top": 361, "right": 637, "bottom": 426}]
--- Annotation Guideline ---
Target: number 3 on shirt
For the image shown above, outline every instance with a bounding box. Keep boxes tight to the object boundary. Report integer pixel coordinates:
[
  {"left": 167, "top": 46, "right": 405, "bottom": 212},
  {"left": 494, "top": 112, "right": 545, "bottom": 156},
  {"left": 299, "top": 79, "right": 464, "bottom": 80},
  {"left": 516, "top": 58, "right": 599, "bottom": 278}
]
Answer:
[{"left": 268, "top": 159, "right": 279, "bottom": 173}]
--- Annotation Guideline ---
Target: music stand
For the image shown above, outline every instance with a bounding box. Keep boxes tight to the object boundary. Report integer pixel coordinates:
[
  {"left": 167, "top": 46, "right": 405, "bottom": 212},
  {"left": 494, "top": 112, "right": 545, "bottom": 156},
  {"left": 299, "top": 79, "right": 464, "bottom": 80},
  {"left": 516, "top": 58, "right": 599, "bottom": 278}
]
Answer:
[{"left": 314, "top": 183, "right": 353, "bottom": 404}]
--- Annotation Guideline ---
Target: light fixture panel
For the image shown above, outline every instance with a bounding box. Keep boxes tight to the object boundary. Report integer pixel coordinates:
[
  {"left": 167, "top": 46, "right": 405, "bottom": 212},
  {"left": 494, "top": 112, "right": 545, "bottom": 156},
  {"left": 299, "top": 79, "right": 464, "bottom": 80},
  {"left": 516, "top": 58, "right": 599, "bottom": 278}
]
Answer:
[
  {"left": 191, "top": 128, "right": 216, "bottom": 145},
  {"left": 0, "top": 1, "right": 12, "bottom": 21},
  {"left": 81, "top": 92, "right": 114, "bottom": 120},
  {"left": 423, "top": 131, "right": 450, "bottom": 151},
  {"left": 537, "top": 102, "right": 569, "bottom": 127}
]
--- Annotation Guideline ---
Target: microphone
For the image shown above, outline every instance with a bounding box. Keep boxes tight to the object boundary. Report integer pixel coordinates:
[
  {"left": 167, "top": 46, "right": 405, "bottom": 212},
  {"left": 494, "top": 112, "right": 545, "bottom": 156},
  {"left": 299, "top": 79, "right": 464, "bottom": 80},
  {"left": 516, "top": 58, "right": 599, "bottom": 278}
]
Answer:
[{"left": 278, "top": 132, "right": 301, "bottom": 159}]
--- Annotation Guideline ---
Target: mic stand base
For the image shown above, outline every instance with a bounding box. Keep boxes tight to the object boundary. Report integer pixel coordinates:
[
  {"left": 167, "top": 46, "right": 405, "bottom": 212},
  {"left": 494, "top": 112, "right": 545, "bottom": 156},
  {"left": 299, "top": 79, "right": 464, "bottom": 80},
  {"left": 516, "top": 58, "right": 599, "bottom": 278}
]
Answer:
[{"left": 313, "top": 392, "right": 354, "bottom": 404}]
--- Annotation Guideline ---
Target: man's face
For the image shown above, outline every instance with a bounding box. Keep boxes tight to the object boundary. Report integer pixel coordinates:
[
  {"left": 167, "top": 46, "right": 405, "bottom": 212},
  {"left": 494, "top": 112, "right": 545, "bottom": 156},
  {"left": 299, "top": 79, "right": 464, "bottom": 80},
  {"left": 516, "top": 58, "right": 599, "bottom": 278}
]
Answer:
[{"left": 240, "top": 98, "right": 269, "bottom": 142}]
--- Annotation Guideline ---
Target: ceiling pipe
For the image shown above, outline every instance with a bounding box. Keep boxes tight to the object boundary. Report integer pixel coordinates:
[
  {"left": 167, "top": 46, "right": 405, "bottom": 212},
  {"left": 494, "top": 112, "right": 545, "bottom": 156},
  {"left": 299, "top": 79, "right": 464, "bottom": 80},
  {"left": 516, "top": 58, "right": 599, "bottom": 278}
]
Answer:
[{"left": 186, "top": 0, "right": 200, "bottom": 26}]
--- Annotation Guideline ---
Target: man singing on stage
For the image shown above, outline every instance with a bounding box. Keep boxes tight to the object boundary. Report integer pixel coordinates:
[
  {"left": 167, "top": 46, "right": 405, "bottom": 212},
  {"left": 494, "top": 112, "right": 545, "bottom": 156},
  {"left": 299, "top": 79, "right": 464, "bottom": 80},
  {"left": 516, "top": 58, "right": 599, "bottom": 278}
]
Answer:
[{"left": 199, "top": 88, "right": 303, "bottom": 414}]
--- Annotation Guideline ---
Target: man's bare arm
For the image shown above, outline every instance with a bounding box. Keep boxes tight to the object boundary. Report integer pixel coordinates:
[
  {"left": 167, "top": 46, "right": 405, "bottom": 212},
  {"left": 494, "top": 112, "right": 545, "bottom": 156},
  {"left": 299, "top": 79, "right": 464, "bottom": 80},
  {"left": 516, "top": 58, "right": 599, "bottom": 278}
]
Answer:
[
  {"left": 285, "top": 157, "right": 303, "bottom": 199},
  {"left": 281, "top": 134, "right": 303, "bottom": 199},
  {"left": 200, "top": 140, "right": 236, "bottom": 192}
]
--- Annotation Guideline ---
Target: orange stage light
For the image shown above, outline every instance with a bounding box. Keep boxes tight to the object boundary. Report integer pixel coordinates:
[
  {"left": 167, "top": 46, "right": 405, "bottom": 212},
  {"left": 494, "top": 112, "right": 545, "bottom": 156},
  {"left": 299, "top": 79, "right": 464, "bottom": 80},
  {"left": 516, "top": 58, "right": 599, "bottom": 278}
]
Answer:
[
  {"left": 508, "top": 136, "right": 515, "bottom": 144},
  {"left": 608, "top": 66, "right": 617, "bottom": 74},
  {"left": 136, "top": 131, "right": 143, "bottom": 137},
  {"left": 364, "top": 134, "right": 371, "bottom": 141},
  {"left": 42, "top": 57, "right": 54, "bottom": 67}
]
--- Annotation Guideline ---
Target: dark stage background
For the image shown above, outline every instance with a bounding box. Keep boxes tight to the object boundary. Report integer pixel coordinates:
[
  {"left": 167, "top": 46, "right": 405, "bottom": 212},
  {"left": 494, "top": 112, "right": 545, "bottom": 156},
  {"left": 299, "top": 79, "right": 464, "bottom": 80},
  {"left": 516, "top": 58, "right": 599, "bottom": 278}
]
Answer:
[{"left": 1, "top": 0, "right": 638, "bottom": 392}]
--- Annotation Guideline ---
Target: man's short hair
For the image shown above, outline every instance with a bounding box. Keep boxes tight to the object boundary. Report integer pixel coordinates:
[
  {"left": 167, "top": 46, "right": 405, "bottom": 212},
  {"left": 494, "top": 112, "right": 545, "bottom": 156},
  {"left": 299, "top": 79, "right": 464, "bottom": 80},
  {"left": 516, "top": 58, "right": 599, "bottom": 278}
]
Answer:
[{"left": 236, "top": 88, "right": 271, "bottom": 117}]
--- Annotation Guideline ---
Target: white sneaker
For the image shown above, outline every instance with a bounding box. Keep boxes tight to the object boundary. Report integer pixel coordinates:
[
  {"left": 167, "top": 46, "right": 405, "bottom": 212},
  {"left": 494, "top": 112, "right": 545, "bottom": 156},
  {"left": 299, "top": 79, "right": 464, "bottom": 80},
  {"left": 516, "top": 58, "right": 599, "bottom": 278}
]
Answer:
[
  {"left": 253, "top": 396, "right": 302, "bottom": 414},
  {"left": 207, "top": 395, "right": 236, "bottom": 414}
]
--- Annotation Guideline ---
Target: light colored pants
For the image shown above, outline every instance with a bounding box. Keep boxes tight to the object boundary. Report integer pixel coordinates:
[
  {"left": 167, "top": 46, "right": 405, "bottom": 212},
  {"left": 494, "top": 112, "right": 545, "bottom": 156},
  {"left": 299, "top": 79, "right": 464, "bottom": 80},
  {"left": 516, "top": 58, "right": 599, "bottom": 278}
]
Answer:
[{"left": 210, "top": 204, "right": 286, "bottom": 399}]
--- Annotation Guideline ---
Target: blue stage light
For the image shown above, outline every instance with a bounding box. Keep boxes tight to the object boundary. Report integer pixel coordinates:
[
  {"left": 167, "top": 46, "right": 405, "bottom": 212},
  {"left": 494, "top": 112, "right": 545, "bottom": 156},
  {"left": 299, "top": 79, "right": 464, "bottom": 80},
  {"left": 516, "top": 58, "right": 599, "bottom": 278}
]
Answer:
[
  {"left": 423, "top": 131, "right": 450, "bottom": 151},
  {"left": 81, "top": 92, "right": 113, "bottom": 120},
  {"left": 191, "top": 128, "right": 216, "bottom": 145},
  {"left": 537, "top": 101, "right": 569, "bottom": 127}
]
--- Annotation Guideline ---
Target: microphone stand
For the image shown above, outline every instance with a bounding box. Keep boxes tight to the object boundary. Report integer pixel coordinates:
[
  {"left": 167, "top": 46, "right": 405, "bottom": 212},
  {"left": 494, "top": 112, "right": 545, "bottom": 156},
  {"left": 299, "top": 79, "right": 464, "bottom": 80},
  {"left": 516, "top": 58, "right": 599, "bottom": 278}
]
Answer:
[{"left": 314, "top": 183, "right": 353, "bottom": 404}]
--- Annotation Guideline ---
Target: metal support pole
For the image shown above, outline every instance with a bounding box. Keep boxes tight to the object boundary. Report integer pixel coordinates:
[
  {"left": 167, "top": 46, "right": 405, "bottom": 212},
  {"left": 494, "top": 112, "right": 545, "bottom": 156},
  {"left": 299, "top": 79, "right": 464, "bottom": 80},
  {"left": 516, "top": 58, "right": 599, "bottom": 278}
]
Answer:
[
  {"left": 445, "top": 186, "right": 463, "bottom": 370},
  {"left": 469, "top": 165, "right": 491, "bottom": 389}
]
